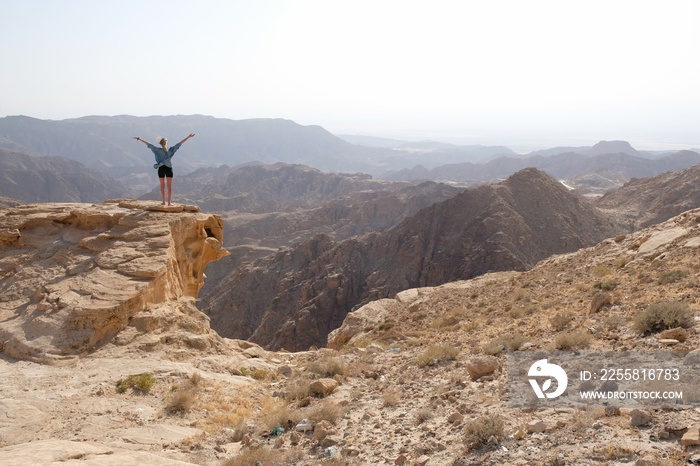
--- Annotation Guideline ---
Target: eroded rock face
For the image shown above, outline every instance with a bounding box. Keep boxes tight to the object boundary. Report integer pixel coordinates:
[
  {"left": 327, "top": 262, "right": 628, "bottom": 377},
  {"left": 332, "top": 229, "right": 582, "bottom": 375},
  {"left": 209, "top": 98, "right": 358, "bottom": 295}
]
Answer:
[
  {"left": 203, "top": 168, "right": 624, "bottom": 351},
  {"left": 0, "top": 200, "right": 228, "bottom": 364}
]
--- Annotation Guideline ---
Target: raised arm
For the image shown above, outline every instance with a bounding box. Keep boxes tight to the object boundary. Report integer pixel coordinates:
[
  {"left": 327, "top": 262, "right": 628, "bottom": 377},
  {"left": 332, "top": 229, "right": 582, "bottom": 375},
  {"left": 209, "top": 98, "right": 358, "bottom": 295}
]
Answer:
[
  {"left": 178, "top": 133, "right": 196, "bottom": 145},
  {"left": 133, "top": 136, "right": 149, "bottom": 145}
]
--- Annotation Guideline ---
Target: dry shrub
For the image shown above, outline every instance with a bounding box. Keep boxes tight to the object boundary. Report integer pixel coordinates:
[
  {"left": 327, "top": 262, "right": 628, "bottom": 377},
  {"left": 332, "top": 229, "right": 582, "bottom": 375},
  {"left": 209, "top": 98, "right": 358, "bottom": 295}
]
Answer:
[
  {"left": 195, "top": 385, "right": 257, "bottom": 435},
  {"left": 116, "top": 373, "right": 156, "bottom": 394},
  {"left": 482, "top": 334, "right": 528, "bottom": 356},
  {"left": 594, "top": 279, "right": 619, "bottom": 291},
  {"left": 554, "top": 330, "right": 592, "bottom": 350},
  {"left": 603, "top": 315, "right": 626, "bottom": 332},
  {"left": 240, "top": 367, "right": 273, "bottom": 380},
  {"left": 307, "top": 399, "right": 342, "bottom": 425},
  {"left": 549, "top": 313, "right": 573, "bottom": 331},
  {"left": 432, "top": 306, "right": 469, "bottom": 329},
  {"left": 165, "top": 373, "right": 204, "bottom": 415},
  {"left": 463, "top": 414, "right": 504, "bottom": 449},
  {"left": 306, "top": 355, "right": 348, "bottom": 378},
  {"left": 257, "top": 397, "right": 300, "bottom": 432},
  {"left": 633, "top": 301, "right": 693, "bottom": 334},
  {"left": 590, "top": 292, "right": 612, "bottom": 314},
  {"left": 592, "top": 444, "right": 636, "bottom": 462},
  {"left": 221, "top": 446, "right": 289, "bottom": 466},
  {"left": 415, "top": 407, "right": 433, "bottom": 425},
  {"left": 283, "top": 377, "right": 314, "bottom": 401},
  {"left": 658, "top": 269, "right": 688, "bottom": 285},
  {"left": 382, "top": 386, "right": 402, "bottom": 407},
  {"left": 416, "top": 345, "right": 460, "bottom": 367},
  {"left": 592, "top": 264, "right": 612, "bottom": 277},
  {"left": 166, "top": 388, "right": 196, "bottom": 415},
  {"left": 613, "top": 254, "right": 632, "bottom": 268}
]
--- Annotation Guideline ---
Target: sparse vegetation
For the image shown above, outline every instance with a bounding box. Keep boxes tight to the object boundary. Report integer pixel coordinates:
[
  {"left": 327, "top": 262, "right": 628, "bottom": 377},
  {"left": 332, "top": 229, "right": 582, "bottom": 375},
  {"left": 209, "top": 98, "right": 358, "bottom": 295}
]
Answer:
[
  {"left": 482, "top": 333, "right": 528, "bottom": 355},
  {"left": 594, "top": 279, "right": 619, "bottom": 291},
  {"left": 283, "top": 377, "right": 314, "bottom": 401},
  {"left": 463, "top": 414, "right": 504, "bottom": 449},
  {"left": 165, "top": 386, "right": 197, "bottom": 414},
  {"left": 306, "top": 355, "right": 348, "bottom": 377},
  {"left": 613, "top": 254, "right": 633, "bottom": 268},
  {"left": 603, "top": 315, "right": 626, "bottom": 332},
  {"left": 432, "top": 306, "right": 469, "bottom": 329},
  {"left": 416, "top": 344, "right": 460, "bottom": 367},
  {"left": 239, "top": 367, "right": 273, "bottom": 380},
  {"left": 415, "top": 407, "right": 433, "bottom": 425},
  {"left": 382, "top": 387, "right": 402, "bottom": 407},
  {"left": 554, "top": 330, "right": 592, "bottom": 350},
  {"left": 592, "top": 264, "right": 613, "bottom": 277},
  {"left": 590, "top": 291, "right": 612, "bottom": 314},
  {"left": 165, "top": 374, "right": 203, "bottom": 415},
  {"left": 633, "top": 301, "right": 693, "bottom": 334},
  {"left": 658, "top": 269, "right": 688, "bottom": 284},
  {"left": 257, "top": 397, "right": 300, "bottom": 431},
  {"left": 221, "top": 446, "right": 290, "bottom": 466},
  {"left": 116, "top": 373, "right": 156, "bottom": 394},
  {"left": 549, "top": 312, "right": 573, "bottom": 331},
  {"left": 307, "top": 399, "right": 343, "bottom": 425}
]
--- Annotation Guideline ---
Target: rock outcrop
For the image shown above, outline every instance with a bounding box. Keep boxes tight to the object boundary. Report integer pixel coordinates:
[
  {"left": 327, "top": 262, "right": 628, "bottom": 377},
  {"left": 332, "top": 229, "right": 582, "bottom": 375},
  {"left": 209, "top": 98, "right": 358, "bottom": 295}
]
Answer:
[
  {"left": 0, "top": 200, "right": 229, "bottom": 364},
  {"left": 596, "top": 162, "right": 700, "bottom": 229}
]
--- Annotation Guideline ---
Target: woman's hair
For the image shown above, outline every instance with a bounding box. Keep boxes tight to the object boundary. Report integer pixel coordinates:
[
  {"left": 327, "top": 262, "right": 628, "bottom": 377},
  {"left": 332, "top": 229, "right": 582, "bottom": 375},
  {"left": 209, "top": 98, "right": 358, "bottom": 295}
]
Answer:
[{"left": 159, "top": 137, "right": 168, "bottom": 152}]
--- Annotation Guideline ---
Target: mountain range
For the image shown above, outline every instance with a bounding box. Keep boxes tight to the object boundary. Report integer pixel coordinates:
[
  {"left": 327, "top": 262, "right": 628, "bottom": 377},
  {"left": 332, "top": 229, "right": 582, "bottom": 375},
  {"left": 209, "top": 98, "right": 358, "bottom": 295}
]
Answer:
[
  {"left": 199, "top": 168, "right": 623, "bottom": 351},
  {"left": 0, "top": 115, "right": 386, "bottom": 176},
  {"left": 0, "top": 148, "right": 131, "bottom": 202},
  {"left": 3, "top": 115, "right": 699, "bottom": 199}
]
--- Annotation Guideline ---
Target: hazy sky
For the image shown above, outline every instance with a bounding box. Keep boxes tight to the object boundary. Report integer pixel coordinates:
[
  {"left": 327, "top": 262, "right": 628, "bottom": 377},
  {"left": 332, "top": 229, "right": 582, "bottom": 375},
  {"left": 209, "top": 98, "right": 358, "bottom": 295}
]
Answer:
[{"left": 2, "top": 0, "right": 699, "bottom": 150}]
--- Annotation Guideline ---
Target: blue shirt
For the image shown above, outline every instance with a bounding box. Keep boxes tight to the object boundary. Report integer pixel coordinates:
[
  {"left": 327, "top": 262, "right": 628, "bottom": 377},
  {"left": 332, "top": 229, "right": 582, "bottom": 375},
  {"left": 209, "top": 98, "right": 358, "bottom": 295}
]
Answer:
[{"left": 147, "top": 141, "right": 182, "bottom": 168}]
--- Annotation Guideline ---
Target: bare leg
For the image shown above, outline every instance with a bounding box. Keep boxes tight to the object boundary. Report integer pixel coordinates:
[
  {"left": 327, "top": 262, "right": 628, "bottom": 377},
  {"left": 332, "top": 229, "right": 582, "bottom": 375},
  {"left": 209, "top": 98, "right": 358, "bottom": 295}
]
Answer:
[
  {"left": 159, "top": 177, "right": 166, "bottom": 205},
  {"left": 166, "top": 177, "right": 173, "bottom": 206}
]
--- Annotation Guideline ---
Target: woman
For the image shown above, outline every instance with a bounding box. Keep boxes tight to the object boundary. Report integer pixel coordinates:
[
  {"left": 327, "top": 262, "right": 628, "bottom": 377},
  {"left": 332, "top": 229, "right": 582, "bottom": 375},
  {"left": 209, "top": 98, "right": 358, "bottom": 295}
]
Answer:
[{"left": 133, "top": 133, "right": 195, "bottom": 205}]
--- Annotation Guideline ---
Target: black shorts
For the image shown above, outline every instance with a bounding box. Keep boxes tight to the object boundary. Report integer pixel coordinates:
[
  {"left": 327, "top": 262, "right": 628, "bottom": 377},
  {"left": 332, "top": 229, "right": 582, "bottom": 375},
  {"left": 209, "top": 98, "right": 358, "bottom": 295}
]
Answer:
[{"left": 158, "top": 166, "right": 174, "bottom": 178}]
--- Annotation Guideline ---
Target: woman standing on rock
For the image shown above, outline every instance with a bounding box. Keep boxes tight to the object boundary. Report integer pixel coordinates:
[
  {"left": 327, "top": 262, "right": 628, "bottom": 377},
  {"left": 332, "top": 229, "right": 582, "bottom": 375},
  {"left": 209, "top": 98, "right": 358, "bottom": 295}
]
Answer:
[{"left": 133, "top": 133, "right": 195, "bottom": 205}]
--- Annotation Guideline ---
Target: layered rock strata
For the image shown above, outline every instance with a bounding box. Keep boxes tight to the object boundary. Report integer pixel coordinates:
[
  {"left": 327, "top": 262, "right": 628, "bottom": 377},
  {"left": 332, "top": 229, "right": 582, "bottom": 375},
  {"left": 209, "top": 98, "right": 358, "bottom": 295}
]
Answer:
[{"left": 0, "top": 200, "right": 228, "bottom": 364}]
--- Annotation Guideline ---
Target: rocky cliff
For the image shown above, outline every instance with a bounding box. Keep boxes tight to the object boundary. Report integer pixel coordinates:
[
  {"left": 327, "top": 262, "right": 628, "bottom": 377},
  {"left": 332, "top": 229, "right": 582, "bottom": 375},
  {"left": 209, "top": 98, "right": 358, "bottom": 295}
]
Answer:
[
  {"left": 0, "top": 200, "right": 229, "bottom": 364},
  {"left": 201, "top": 168, "right": 624, "bottom": 351}
]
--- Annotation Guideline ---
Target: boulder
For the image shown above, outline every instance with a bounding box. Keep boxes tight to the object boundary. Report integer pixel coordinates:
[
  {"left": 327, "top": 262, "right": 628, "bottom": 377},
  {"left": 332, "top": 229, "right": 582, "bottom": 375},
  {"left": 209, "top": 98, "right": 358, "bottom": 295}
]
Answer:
[
  {"left": 310, "top": 378, "right": 339, "bottom": 397},
  {"left": 466, "top": 355, "right": 499, "bottom": 381}
]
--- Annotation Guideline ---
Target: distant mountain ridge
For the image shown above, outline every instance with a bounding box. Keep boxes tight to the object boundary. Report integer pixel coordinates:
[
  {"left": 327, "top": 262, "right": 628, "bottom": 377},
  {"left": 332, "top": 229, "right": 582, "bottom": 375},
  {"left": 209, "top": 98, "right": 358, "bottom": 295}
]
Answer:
[
  {"left": 3, "top": 115, "right": 699, "bottom": 198},
  {"left": 0, "top": 115, "right": 382, "bottom": 175},
  {"left": 386, "top": 146, "right": 700, "bottom": 194},
  {"left": 0, "top": 149, "right": 131, "bottom": 203}
]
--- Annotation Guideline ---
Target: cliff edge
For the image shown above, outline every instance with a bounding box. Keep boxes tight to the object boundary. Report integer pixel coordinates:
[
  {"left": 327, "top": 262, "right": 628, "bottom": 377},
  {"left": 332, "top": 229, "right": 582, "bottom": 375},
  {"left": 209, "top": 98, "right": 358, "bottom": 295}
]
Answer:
[{"left": 0, "top": 200, "right": 229, "bottom": 364}]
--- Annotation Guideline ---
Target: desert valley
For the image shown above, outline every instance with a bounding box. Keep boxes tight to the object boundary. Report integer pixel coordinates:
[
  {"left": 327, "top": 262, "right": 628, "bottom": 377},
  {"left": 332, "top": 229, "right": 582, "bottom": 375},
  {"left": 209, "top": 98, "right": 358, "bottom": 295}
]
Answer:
[{"left": 3, "top": 115, "right": 700, "bottom": 465}]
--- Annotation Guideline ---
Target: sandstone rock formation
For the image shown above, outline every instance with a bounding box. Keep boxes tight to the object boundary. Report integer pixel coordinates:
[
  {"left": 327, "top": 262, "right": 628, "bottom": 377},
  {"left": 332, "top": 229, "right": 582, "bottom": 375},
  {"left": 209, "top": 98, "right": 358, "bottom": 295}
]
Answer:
[
  {"left": 0, "top": 200, "right": 229, "bottom": 364},
  {"left": 202, "top": 168, "right": 624, "bottom": 351}
]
